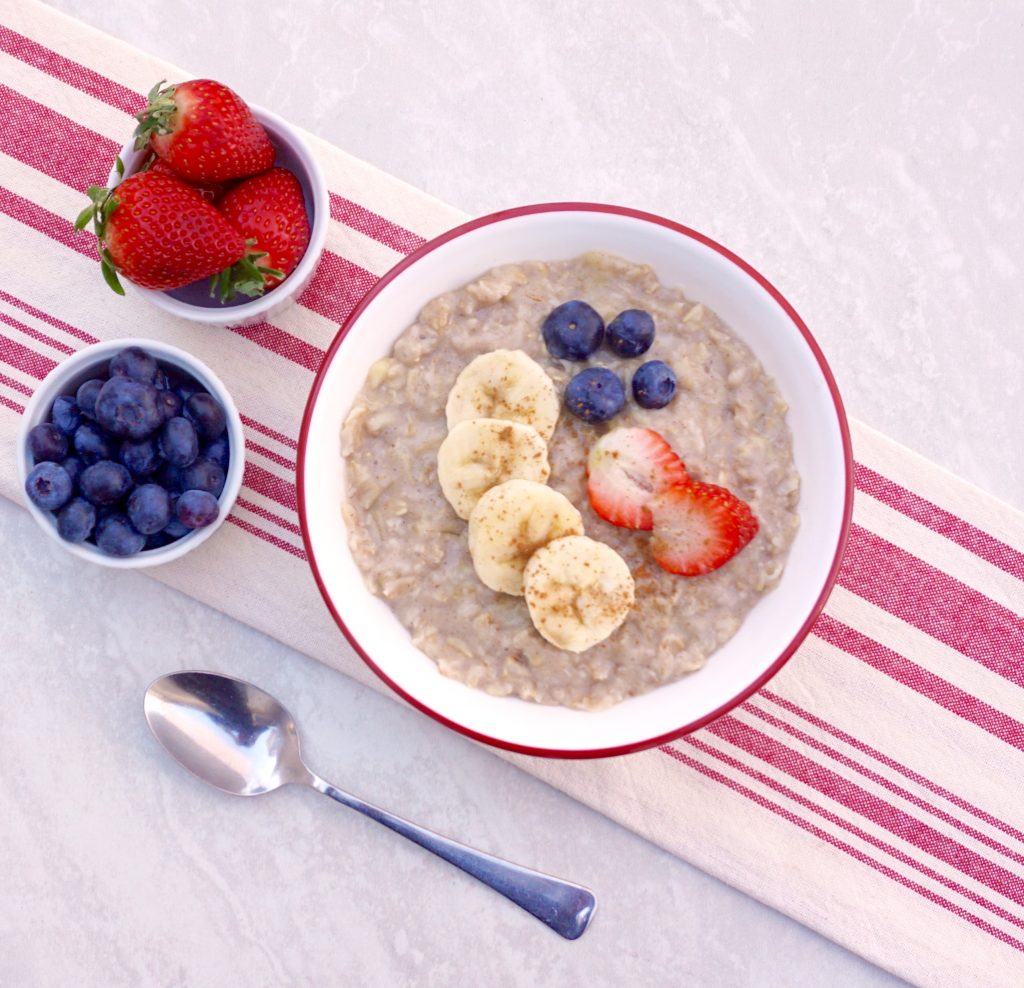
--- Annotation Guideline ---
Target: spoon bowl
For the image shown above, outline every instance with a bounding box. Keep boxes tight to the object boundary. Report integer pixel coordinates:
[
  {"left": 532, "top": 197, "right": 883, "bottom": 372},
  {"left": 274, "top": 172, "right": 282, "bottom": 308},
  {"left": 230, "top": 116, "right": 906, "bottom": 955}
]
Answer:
[
  {"left": 143, "top": 670, "right": 596, "bottom": 939},
  {"left": 145, "top": 671, "right": 310, "bottom": 796}
]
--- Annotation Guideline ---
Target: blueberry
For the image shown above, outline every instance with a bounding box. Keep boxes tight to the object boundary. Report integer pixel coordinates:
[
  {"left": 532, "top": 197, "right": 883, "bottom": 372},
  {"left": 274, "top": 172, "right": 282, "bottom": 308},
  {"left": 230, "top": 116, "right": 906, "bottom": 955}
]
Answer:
[
  {"left": 127, "top": 483, "right": 172, "bottom": 535},
  {"left": 80, "top": 460, "right": 133, "bottom": 506},
  {"left": 28, "top": 422, "right": 68, "bottom": 462},
  {"left": 155, "top": 460, "right": 185, "bottom": 492},
  {"left": 120, "top": 438, "right": 160, "bottom": 477},
  {"left": 56, "top": 497, "right": 96, "bottom": 543},
  {"left": 95, "top": 377, "right": 163, "bottom": 440},
  {"left": 156, "top": 389, "right": 182, "bottom": 422},
  {"left": 24, "top": 461, "right": 73, "bottom": 511},
  {"left": 542, "top": 301, "right": 605, "bottom": 360},
  {"left": 203, "top": 435, "right": 230, "bottom": 470},
  {"left": 162, "top": 366, "right": 188, "bottom": 391},
  {"left": 176, "top": 489, "right": 219, "bottom": 529},
  {"left": 183, "top": 393, "right": 227, "bottom": 440},
  {"left": 175, "top": 381, "right": 200, "bottom": 404},
  {"left": 159, "top": 416, "right": 199, "bottom": 467},
  {"left": 94, "top": 506, "right": 118, "bottom": 529},
  {"left": 163, "top": 515, "right": 190, "bottom": 539},
  {"left": 61, "top": 456, "right": 84, "bottom": 491},
  {"left": 145, "top": 530, "right": 173, "bottom": 550},
  {"left": 153, "top": 368, "right": 171, "bottom": 392},
  {"left": 564, "top": 368, "right": 625, "bottom": 423},
  {"left": 182, "top": 457, "right": 226, "bottom": 497},
  {"left": 607, "top": 309, "right": 655, "bottom": 357},
  {"left": 76, "top": 379, "right": 104, "bottom": 420},
  {"left": 109, "top": 346, "right": 159, "bottom": 384},
  {"left": 50, "top": 395, "right": 82, "bottom": 436},
  {"left": 72, "top": 422, "right": 115, "bottom": 465},
  {"left": 632, "top": 360, "right": 677, "bottom": 409},
  {"left": 96, "top": 513, "right": 145, "bottom": 557}
]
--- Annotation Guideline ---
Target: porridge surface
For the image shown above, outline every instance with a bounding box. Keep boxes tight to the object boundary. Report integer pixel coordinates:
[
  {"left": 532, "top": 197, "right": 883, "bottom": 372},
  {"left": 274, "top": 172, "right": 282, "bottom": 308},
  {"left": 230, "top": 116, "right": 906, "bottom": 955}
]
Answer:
[{"left": 342, "top": 252, "right": 800, "bottom": 710}]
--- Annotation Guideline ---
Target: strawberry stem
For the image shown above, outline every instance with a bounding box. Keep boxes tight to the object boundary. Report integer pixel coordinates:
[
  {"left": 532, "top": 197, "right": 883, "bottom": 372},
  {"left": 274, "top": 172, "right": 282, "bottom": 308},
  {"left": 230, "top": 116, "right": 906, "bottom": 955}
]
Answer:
[
  {"left": 133, "top": 80, "right": 177, "bottom": 151},
  {"left": 208, "top": 241, "right": 285, "bottom": 303}
]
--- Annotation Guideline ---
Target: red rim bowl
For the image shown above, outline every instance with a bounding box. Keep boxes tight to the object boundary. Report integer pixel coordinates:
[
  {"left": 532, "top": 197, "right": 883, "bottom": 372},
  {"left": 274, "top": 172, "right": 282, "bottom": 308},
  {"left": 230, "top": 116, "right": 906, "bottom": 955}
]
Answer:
[{"left": 298, "top": 202, "right": 853, "bottom": 759}]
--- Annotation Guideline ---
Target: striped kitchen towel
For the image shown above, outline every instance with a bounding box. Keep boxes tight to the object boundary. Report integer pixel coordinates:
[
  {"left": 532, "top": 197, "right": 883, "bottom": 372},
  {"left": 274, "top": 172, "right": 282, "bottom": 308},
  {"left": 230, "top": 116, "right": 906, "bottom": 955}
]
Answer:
[{"left": 1, "top": 3, "right": 1021, "bottom": 985}]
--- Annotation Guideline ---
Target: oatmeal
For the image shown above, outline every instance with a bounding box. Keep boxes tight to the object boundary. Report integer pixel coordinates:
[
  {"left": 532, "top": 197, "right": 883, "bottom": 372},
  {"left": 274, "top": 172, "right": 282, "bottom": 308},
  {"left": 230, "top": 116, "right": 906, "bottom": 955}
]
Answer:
[{"left": 342, "top": 252, "right": 800, "bottom": 710}]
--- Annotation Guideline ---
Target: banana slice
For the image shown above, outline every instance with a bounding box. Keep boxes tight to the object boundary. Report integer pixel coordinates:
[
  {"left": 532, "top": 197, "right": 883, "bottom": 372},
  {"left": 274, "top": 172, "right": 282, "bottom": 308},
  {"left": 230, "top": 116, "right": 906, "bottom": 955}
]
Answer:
[
  {"left": 438, "top": 418, "right": 550, "bottom": 520},
  {"left": 445, "top": 349, "right": 560, "bottom": 442},
  {"left": 523, "top": 535, "right": 635, "bottom": 652},
  {"left": 468, "top": 479, "right": 583, "bottom": 595}
]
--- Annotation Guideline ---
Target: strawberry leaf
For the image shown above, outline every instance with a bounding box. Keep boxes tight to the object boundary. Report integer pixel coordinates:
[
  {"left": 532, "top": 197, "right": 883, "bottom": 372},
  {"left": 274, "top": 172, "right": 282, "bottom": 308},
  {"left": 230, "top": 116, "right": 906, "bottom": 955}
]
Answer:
[
  {"left": 209, "top": 267, "right": 230, "bottom": 301},
  {"left": 74, "top": 203, "right": 95, "bottom": 231},
  {"left": 133, "top": 80, "right": 178, "bottom": 151},
  {"left": 209, "top": 248, "right": 285, "bottom": 303},
  {"left": 81, "top": 187, "right": 120, "bottom": 242},
  {"left": 100, "top": 251, "right": 125, "bottom": 296},
  {"left": 76, "top": 184, "right": 122, "bottom": 291}
]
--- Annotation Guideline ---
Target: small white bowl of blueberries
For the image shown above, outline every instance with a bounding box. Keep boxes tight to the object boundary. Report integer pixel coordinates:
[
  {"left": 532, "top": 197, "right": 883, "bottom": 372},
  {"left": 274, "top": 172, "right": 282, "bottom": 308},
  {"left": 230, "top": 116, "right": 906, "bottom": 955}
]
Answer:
[{"left": 18, "top": 340, "right": 244, "bottom": 567}]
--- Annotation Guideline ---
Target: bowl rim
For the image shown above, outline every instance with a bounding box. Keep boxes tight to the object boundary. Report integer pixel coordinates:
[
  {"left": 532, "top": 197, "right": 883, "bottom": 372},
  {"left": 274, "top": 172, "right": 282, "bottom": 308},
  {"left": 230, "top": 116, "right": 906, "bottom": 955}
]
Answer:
[
  {"left": 17, "top": 338, "right": 246, "bottom": 569},
  {"left": 296, "top": 201, "right": 854, "bottom": 759},
  {"left": 104, "top": 104, "right": 330, "bottom": 326}
]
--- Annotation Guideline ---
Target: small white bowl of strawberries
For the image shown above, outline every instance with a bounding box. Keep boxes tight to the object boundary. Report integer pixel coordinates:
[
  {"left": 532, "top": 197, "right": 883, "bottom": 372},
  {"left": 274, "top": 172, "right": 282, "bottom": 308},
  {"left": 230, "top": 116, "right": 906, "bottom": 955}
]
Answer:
[{"left": 76, "top": 79, "right": 329, "bottom": 326}]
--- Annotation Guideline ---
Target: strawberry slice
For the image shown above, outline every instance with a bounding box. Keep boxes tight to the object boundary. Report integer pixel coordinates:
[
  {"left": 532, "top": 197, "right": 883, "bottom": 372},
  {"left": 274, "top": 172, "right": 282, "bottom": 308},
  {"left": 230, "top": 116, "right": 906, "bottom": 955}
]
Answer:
[
  {"left": 650, "top": 482, "right": 759, "bottom": 576},
  {"left": 587, "top": 427, "right": 688, "bottom": 530}
]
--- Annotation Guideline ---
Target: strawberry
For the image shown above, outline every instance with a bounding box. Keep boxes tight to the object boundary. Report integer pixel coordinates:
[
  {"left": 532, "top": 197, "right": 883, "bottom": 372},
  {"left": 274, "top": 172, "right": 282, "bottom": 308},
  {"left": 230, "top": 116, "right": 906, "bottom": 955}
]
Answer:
[
  {"left": 143, "top": 154, "right": 226, "bottom": 203},
  {"left": 587, "top": 427, "right": 688, "bottom": 530},
  {"left": 133, "top": 79, "right": 275, "bottom": 183},
  {"left": 75, "top": 168, "right": 247, "bottom": 294},
  {"left": 218, "top": 167, "right": 310, "bottom": 291},
  {"left": 650, "top": 482, "right": 759, "bottom": 576}
]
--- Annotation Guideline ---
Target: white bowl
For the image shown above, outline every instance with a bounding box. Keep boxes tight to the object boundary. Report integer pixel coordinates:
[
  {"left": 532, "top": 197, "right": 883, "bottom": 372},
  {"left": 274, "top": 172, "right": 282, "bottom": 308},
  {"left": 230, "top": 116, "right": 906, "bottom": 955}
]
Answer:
[
  {"left": 18, "top": 339, "right": 245, "bottom": 568},
  {"left": 105, "top": 105, "right": 328, "bottom": 328},
  {"left": 298, "top": 203, "right": 853, "bottom": 758}
]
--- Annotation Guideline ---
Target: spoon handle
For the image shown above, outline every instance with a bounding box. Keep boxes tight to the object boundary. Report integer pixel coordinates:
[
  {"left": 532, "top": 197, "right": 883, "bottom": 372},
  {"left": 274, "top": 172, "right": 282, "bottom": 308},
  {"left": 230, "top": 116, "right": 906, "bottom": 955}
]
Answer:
[{"left": 308, "top": 774, "right": 595, "bottom": 939}]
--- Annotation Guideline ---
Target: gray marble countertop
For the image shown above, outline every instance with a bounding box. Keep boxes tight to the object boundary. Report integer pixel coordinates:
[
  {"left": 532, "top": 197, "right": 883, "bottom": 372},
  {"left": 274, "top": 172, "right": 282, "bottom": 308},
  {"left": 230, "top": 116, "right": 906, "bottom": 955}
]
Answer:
[{"left": 4, "top": 1, "right": 1020, "bottom": 984}]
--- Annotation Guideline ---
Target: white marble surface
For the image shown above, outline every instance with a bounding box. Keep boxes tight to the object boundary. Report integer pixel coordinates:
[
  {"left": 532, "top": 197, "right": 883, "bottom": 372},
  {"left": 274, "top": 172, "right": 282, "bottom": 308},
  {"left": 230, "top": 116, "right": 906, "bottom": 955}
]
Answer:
[
  {"left": 1, "top": 497, "right": 907, "bottom": 987},
  {"left": 47, "top": 0, "right": 1021, "bottom": 509},
  {"left": 4, "top": 0, "right": 1020, "bottom": 984}
]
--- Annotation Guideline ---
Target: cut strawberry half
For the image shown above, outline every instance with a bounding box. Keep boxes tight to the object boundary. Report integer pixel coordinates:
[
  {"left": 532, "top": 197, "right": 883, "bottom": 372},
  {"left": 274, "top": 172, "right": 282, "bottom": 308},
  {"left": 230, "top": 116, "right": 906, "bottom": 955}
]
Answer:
[
  {"left": 587, "top": 427, "right": 688, "bottom": 530},
  {"left": 650, "top": 481, "right": 759, "bottom": 576}
]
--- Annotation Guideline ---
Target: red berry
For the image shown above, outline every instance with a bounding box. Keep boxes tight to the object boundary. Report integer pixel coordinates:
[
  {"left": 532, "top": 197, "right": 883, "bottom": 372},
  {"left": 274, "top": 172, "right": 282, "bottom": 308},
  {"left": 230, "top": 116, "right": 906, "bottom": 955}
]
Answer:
[
  {"left": 144, "top": 154, "right": 226, "bottom": 203},
  {"left": 219, "top": 167, "right": 310, "bottom": 289},
  {"left": 96, "top": 171, "right": 246, "bottom": 291},
  {"left": 135, "top": 79, "right": 275, "bottom": 183},
  {"left": 650, "top": 482, "right": 759, "bottom": 576},
  {"left": 586, "top": 427, "right": 688, "bottom": 530}
]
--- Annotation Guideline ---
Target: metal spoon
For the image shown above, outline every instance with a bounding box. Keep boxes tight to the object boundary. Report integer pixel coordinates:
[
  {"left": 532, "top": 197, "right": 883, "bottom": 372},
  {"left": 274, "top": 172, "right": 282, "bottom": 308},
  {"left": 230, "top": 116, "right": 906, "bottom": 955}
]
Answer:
[{"left": 144, "top": 670, "right": 596, "bottom": 939}]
